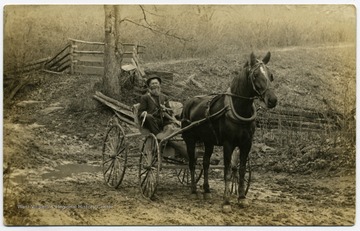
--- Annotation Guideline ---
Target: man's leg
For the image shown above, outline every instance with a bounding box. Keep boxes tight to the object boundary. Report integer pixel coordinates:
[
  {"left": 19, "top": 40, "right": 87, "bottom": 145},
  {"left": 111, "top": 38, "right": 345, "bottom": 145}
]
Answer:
[{"left": 144, "top": 114, "right": 162, "bottom": 135}]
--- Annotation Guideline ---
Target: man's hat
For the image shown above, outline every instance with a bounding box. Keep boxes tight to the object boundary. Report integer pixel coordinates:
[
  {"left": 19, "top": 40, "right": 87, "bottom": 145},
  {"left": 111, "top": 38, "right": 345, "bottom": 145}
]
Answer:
[{"left": 146, "top": 75, "right": 162, "bottom": 86}]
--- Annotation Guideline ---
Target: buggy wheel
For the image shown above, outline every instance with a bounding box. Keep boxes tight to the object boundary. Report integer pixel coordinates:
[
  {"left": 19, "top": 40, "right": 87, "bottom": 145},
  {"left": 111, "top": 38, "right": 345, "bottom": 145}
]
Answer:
[
  {"left": 175, "top": 164, "right": 203, "bottom": 186},
  {"left": 139, "top": 134, "right": 160, "bottom": 199},
  {"left": 102, "top": 124, "right": 128, "bottom": 189},
  {"left": 230, "top": 157, "right": 251, "bottom": 195}
]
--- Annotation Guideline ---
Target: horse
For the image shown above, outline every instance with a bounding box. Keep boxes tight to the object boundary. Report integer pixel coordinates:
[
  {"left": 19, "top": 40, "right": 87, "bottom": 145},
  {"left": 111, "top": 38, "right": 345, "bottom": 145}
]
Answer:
[{"left": 181, "top": 52, "right": 277, "bottom": 212}]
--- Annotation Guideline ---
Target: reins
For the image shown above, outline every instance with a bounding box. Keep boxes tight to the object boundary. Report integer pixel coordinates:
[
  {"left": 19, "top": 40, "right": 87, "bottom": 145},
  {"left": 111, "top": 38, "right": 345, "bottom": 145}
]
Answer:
[
  {"left": 222, "top": 92, "right": 258, "bottom": 100},
  {"left": 185, "top": 60, "right": 271, "bottom": 124}
]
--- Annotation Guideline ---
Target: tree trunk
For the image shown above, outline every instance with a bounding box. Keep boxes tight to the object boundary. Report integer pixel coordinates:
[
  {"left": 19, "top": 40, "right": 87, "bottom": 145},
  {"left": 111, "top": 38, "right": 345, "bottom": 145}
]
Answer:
[
  {"left": 114, "top": 5, "right": 123, "bottom": 63},
  {"left": 103, "top": 5, "right": 121, "bottom": 98}
]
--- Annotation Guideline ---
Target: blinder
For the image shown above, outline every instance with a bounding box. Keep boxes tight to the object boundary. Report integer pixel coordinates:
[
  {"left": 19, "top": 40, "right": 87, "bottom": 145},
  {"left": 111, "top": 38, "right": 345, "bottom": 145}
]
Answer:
[{"left": 248, "top": 61, "right": 271, "bottom": 100}]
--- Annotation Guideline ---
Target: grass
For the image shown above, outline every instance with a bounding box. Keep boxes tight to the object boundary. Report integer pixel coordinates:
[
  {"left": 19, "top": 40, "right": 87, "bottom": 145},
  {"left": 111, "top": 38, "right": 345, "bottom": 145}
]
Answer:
[{"left": 3, "top": 5, "right": 356, "bottom": 71}]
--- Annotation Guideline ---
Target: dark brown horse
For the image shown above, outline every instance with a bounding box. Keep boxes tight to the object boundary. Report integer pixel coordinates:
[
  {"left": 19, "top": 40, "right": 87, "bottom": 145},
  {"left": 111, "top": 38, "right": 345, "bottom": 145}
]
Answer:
[{"left": 181, "top": 52, "right": 277, "bottom": 212}]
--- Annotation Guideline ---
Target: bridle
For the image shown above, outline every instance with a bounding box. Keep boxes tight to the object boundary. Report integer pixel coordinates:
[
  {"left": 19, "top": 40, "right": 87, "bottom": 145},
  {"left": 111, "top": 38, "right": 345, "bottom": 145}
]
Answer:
[
  {"left": 225, "top": 61, "right": 271, "bottom": 101},
  {"left": 248, "top": 61, "right": 271, "bottom": 100}
]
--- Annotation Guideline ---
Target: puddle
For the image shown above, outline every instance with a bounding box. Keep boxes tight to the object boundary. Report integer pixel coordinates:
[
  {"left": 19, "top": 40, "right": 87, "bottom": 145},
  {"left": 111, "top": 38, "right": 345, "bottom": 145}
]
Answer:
[
  {"left": 42, "top": 163, "right": 101, "bottom": 179},
  {"left": 11, "top": 163, "right": 102, "bottom": 184}
]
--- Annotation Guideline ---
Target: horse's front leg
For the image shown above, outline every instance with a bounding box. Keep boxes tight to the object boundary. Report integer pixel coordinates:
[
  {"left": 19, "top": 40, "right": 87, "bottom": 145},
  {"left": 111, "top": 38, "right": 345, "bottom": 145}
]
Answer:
[
  {"left": 222, "top": 142, "right": 234, "bottom": 213},
  {"left": 202, "top": 142, "right": 214, "bottom": 199},
  {"left": 185, "top": 140, "right": 198, "bottom": 198},
  {"left": 238, "top": 142, "right": 251, "bottom": 207}
]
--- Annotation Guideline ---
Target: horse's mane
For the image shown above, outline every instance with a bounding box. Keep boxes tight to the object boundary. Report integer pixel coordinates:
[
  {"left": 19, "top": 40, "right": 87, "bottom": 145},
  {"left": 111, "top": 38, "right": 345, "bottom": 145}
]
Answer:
[{"left": 230, "top": 64, "right": 249, "bottom": 95}]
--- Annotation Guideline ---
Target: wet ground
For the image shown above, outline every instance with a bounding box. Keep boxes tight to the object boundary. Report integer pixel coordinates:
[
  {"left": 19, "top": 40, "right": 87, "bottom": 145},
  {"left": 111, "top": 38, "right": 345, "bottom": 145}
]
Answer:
[{"left": 3, "top": 44, "right": 356, "bottom": 226}]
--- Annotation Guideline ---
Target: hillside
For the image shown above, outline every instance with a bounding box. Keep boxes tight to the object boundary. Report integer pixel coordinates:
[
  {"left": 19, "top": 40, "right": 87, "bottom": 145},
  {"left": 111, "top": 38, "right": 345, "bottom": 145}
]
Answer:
[
  {"left": 4, "top": 5, "right": 355, "bottom": 71},
  {"left": 3, "top": 44, "right": 356, "bottom": 225}
]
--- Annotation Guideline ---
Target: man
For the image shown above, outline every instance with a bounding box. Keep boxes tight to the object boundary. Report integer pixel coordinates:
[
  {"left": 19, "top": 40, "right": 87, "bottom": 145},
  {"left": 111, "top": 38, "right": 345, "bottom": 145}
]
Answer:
[
  {"left": 138, "top": 75, "right": 174, "bottom": 135},
  {"left": 138, "top": 75, "right": 189, "bottom": 160}
]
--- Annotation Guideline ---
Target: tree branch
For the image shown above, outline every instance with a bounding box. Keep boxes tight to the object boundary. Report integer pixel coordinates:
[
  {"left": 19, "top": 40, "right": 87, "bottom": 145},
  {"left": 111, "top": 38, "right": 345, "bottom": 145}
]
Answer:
[
  {"left": 123, "top": 18, "right": 191, "bottom": 42},
  {"left": 139, "top": 5, "right": 152, "bottom": 27}
]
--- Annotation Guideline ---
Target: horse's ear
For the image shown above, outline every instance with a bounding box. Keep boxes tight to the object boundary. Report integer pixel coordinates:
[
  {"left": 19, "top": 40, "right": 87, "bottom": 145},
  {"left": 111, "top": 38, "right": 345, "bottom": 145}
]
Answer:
[
  {"left": 250, "top": 52, "right": 256, "bottom": 66},
  {"left": 262, "top": 52, "right": 271, "bottom": 64},
  {"left": 243, "top": 61, "right": 249, "bottom": 68}
]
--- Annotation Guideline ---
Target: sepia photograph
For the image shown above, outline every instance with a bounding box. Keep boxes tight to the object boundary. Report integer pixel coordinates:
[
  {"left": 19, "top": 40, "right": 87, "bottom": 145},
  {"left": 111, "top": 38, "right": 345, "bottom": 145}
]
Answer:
[{"left": 2, "top": 2, "right": 357, "bottom": 227}]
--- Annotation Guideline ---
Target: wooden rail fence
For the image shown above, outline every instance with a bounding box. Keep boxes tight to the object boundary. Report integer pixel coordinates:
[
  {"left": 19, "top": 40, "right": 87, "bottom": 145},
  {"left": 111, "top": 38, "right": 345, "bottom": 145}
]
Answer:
[
  {"left": 42, "top": 38, "right": 145, "bottom": 75},
  {"left": 6, "top": 57, "right": 51, "bottom": 75},
  {"left": 94, "top": 91, "right": 343, "bottom": 133},
  {"left": 256, "top": 107, "right": 342, "bottom": 132},
  {"left": 6, "top": 38, "right": 145, "bottom": 76}
]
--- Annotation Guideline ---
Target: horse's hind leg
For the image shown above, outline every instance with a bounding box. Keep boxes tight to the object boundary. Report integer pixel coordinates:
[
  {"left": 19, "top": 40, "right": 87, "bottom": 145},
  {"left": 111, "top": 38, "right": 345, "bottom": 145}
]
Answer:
[
  {"left": 203, "top": 142, "right": 214, "bottom": 199},
  {"left": 185, "top": 139, "right": 198, "bottom": 198},
  {"left": 238, "top": 143, "right": 251, "bottom": 207},
  {"left": 230, "top": 148, "right": 240, "bottom": 195},
  {"left": 222, "top": 141, "right": 235, "bottom": 213}
]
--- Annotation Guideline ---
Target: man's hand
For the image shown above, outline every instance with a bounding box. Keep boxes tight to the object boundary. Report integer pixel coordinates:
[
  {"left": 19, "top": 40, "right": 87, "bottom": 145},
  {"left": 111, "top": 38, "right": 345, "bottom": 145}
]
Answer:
[
  {"left": 140, "top": 111, "right": 147, "bottom": 127},
  {"left": 140, "top": 111, "right": 147, "bottom": 118},
  {"left": 160, "top": 104, "right": 167, "bottom": 111}
]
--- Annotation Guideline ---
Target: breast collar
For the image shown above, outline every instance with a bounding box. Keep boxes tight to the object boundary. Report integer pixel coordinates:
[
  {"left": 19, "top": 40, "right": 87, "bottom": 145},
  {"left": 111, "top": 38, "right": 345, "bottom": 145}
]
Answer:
[{"left": 224, "top": 89, "right": 257, "bottom": 123}]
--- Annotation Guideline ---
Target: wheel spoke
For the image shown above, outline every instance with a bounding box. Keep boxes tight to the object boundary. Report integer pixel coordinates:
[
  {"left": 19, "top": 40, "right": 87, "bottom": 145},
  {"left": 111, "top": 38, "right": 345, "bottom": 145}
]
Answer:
[
  {"left": 176, "top": 165, "right": 203, "bottom": 186},
  {"left": 103, "top": 156, "right": 113, "bottom": 164},
  {"left": 103, "top": 160, "right": 114, "bottom": 176},
  {"left": 115, "top": 135, "right": 124, "bottom": 153},
  {"left": 105, "top": 141, "right": 116, "bottom": 157},
  {"left": 116, "top": 147, "right": 126, "bottom": 156},
  {"left": 141, "top": 171, "right": 149, "bottom": 187},
  {"left": 106, "top": 162, "right": 115, "bottom": 183},
  {"left": 109, "top": 136, "right": 116, "bottom": 151},
  {"left": 140, "top": 169, "right": 148, "bottom": 177},
  {"left": 104, "top": 142, "right": 113, "bottom": 153},
  {"left": 115, "top": 149, "right": 126, "bottom": 160}
]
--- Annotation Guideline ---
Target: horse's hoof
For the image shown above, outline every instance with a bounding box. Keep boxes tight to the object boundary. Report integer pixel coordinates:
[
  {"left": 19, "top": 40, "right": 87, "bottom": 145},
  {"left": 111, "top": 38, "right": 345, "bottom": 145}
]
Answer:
[
  {"left": 238, "top": 198, "right": 249, "bottom": 208},
  {"left": 222, "top": 204, "right": 232, "bottom": 213},
  {"left": 203, "top": 193, "right": 212, "bottom": 200},
  {"left": 190, "top": 193, "right": 199, "bottom": 200}
]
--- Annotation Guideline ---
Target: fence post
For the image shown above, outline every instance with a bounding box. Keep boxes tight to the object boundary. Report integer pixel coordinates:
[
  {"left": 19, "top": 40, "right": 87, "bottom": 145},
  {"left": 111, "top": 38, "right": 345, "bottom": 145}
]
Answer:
[{"left": 70, "top": 40, "right": 76, "bottom": 74}]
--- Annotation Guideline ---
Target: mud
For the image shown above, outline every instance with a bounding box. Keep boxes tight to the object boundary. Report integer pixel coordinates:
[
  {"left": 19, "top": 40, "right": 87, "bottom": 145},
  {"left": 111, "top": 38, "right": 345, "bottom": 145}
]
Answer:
[{"left": 3, "top": 45, "right": 356, "bottom": 226}]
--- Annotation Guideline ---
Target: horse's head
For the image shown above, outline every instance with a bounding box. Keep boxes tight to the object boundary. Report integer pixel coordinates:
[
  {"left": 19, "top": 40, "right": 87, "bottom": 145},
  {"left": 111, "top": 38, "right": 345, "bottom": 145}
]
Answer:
[{"left": 245, "top": 52, "right": 277, "bottom": 108}]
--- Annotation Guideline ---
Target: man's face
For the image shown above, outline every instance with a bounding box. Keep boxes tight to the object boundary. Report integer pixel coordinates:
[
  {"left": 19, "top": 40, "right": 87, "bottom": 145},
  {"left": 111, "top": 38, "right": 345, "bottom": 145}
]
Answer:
[{"left": 149, "top": 79, "right": 160, "bottom": 90}]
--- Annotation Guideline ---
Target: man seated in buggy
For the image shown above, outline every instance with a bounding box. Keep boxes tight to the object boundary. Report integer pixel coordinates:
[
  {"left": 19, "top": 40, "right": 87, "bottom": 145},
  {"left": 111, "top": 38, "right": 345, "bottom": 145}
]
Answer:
[
  {"left": 137, "top": 75, "right": 188, "bottom": 160},
  {"left": 138, "top": 75, "right": 177, "bottom": 137}
]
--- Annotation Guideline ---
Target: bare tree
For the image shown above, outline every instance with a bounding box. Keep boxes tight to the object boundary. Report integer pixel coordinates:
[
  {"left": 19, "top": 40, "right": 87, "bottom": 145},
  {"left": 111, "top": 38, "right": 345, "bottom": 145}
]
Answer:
[
  {"left": 102, "top": 5, "right": 190, "bottom": 98},
  {"left": 103, "top": 5, "right": 122, "bottom": 98}
]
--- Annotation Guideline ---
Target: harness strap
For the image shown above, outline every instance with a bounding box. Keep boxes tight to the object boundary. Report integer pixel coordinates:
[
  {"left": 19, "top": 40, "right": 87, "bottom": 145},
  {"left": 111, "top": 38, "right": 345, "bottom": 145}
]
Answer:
[
  {"left": 224, "top": 89, "right": 257, "bottom": 123},
  {"left": 180, "top": 106, "right": 227, "bottom": 134},
  {"left": 205, "top": 96, "right": 220, "bottom": 144},
  {"left": 222, "top": 92, "right": 258, "bottom": 100}
]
